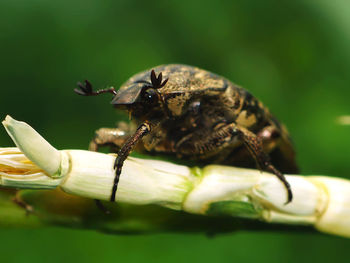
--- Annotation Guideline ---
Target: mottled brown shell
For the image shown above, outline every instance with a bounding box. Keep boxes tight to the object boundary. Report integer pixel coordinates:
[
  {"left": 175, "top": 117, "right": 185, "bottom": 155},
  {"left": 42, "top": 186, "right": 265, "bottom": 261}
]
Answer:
[{"left": 114, "top": 64, "right": 298, "bottom": 174}]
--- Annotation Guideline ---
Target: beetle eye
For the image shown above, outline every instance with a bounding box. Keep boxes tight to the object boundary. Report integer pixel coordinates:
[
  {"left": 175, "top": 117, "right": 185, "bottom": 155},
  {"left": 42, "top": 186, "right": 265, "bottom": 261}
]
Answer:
[{"left": 142, "top": 88, "right": 158, "bottom": 105}]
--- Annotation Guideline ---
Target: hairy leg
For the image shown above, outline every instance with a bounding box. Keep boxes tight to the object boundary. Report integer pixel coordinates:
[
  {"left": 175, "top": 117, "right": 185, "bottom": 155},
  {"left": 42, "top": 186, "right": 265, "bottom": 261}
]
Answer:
[
  {"left": 88, "top": 122, "right": 134, "bottom": 211},
  {"left": 111, "top": 122, "right": 152, "bottom": 202}
]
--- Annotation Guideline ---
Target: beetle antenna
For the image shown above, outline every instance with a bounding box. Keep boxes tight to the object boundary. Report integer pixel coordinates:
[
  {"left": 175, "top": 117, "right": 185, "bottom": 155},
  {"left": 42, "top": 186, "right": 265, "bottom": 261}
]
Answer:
[
  {"left": 75, "top": 80, "right": 117, "bottom": 96},
  {"left": 134, "top": 70, "right": 168, "bottom": 91},
  {"left": 149, "top": 70, "right": 168, "bottom": 90}
]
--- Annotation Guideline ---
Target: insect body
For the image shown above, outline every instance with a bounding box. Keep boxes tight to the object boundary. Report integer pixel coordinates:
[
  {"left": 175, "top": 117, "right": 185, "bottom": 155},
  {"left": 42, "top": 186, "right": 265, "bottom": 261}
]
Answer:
[{"left": 75, "top": 64, "right": 298, "bottom": 204}]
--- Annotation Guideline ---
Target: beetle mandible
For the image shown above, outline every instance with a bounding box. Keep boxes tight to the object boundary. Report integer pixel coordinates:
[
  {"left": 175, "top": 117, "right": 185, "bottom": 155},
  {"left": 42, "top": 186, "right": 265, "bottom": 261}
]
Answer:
[{"left": 75, "top": 64, "right": 298, "bottom": 204}]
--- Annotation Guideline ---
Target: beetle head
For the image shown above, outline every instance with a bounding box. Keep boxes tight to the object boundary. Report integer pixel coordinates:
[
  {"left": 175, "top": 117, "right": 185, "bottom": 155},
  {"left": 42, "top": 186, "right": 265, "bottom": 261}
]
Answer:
[{"left": 111, "top": 70, "right": 169, "bottom": 121}]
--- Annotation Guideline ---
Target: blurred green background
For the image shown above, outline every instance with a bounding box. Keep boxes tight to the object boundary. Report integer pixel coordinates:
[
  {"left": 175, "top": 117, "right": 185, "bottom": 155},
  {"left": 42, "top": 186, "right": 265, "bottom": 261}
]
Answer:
[{"left": 1, "top": 0, "right": 350, "bottom": 262}]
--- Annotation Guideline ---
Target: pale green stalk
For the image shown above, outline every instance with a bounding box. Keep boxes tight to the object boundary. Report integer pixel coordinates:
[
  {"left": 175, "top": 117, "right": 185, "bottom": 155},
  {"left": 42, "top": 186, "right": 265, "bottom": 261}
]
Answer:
[{"left": 1, "top": 115, "right": 350, "bottom": 238}]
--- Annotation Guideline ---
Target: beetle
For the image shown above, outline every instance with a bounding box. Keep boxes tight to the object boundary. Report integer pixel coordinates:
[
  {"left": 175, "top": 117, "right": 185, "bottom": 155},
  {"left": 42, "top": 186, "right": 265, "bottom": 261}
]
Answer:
[{"left": 75, "top": 64, "right": 298, "bottom": 204}]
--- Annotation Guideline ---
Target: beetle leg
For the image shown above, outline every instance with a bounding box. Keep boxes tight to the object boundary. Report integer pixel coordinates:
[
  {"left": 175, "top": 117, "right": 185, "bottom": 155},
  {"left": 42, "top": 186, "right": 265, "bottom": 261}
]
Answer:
[
  {"left": 12, "top": 191, "right": 34, "bottom": 215},
  {"left": 237, "top": 126, "right": 293, "bottom": 204},
  {"left": 89, "top": 122, "right": 134, "bottom": 152},
  {"left": 176, "top": 123, "right": 292, "bottom": 203},
  {"left": 111, "top": 122, "right": 152, "bottom": 202},
  {"left": 88, "top": 122, "right": 135, "bottom": 212},
  {"left": 94, "top": 199, "right": 111, "bottom": 215}
]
